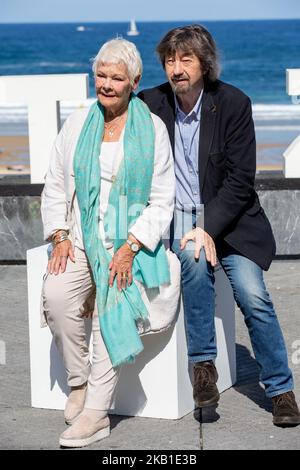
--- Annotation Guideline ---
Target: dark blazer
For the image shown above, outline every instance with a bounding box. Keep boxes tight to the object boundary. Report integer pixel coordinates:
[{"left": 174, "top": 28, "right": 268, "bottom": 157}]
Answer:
[{"left": 138, "top": 80, "right": 276, "bottom": 270}]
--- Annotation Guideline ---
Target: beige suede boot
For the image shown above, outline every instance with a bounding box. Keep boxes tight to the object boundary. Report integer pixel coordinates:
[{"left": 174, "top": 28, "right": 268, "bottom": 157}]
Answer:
[
  {"left": 64, "top": 383, "right": 87, "bottom": 425},
  {"left": 59, "top": 408, "right": 110, "bottom": 448}
]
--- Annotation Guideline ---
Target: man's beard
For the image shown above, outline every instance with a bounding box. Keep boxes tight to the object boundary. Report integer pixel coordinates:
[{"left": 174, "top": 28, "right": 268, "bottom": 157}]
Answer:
[{"left": 169, "top": 78, "right": 191, "bottom": 95}]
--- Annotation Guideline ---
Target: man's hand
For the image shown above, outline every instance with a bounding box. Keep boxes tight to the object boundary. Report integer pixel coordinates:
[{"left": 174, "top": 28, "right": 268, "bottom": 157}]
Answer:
[
  {"left": 180, "top": 227, "right": 217, "bottom": 266},
  {"left": 108, "top": 243, "right": 136, "bottom": 291},
  {"left": 48, "top": 240, "right": 75, "bottom": 275}
]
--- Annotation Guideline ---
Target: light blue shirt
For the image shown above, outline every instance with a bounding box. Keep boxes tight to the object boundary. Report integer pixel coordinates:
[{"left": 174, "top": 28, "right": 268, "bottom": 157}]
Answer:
[{"left": 174, "top": 90, "right": 203, "bottom": 211}]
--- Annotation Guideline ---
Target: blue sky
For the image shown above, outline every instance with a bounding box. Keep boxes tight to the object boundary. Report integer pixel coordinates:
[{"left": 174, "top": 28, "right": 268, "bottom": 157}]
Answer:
[{"left": 1, "top": 0, "right": 300, "bottom": 23}]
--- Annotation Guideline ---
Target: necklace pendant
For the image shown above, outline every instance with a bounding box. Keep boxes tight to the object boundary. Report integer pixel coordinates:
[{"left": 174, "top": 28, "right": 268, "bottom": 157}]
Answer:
[{"left": 108, "top": 130, "right": 114, "bottom": 137}]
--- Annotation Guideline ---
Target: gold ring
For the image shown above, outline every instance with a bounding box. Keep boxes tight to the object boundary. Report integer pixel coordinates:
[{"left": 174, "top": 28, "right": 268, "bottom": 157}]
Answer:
[{"left": 121, "top": 273, "right": 128, "bottom": 279}]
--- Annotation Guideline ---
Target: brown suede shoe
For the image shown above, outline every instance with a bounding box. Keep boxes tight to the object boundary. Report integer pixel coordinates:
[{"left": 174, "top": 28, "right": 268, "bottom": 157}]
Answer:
[
  {"left": 193, "top": 361, "right": 220, "bottom": 408},
  {"left": 272, "top": 391, "right": 300, "bottom": 427}
]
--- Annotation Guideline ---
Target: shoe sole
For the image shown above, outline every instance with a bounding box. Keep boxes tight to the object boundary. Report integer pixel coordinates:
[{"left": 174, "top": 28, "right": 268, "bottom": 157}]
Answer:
[
  {"left": 273, "top": 416, "right": 300, "bottom": 427},
  {"left": 59, "top": 426, "right": 110, "bottom": 448},
  {"left": 194, "top": 393, "right": 220, "bottom": 408}
]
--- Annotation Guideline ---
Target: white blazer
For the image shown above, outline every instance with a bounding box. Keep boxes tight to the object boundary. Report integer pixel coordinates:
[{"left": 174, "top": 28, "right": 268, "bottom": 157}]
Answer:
[
  {"left": 41, "top": 105, "right": 180, "bottom": 334},
  {"left": 41, "top": 106, "right": 175, "bottom": 253}
]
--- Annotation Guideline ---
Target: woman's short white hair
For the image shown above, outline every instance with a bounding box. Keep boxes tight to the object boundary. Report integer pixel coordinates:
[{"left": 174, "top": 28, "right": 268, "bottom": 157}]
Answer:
[{"left": 92, "top": 38, "right": 143, "bottom": 85}]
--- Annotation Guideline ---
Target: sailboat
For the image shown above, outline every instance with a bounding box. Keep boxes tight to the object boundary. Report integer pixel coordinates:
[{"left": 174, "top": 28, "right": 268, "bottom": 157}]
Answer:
[{"left": 127, "top": 19, "right": 139, "bottom": 36}]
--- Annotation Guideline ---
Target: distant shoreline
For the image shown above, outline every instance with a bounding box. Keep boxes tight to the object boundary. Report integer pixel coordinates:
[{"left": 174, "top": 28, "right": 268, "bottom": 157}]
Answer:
[{"left": 0, "top": 134, "right": 284, "bottom": 176}]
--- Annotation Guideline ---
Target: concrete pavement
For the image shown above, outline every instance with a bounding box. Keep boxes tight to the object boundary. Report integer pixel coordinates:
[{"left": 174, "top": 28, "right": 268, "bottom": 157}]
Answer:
[{"left": 0, "top": 261, "right": 299, "bottom": 450}]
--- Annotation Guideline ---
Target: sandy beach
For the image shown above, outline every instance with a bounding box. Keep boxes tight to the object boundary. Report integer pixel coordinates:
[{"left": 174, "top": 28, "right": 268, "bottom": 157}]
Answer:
[
  {"left": 0, "top": 135, "right": 30, "bottom": 175},
  {"left": 256, "top": 142, "right": 286, "bottom": 171},
  {"left": 0, "top": 134, "right": 285, "bottom": 176}
]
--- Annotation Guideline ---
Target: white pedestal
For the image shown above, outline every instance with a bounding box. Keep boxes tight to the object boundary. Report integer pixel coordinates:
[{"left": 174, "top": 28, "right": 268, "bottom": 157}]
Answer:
[
  {"left": 27, "top": 245, "right": 236, "bottom": 419},
  {"left": 284, "top": 69, "right": 300, "bottom": 178},
  {"left": 284, "top": 134, "right": 300, "bottom": 178}
]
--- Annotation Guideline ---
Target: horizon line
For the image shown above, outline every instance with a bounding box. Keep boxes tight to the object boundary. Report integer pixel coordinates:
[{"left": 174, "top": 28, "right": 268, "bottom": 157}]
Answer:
[{"left": 1, "top": 17, "right": 300, "bottom": 25}]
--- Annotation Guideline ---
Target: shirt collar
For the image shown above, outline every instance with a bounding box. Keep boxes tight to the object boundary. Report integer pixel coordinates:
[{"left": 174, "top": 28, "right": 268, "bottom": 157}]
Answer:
[{"left": 174, "top": 88, "right": 203, "bottom": 122}]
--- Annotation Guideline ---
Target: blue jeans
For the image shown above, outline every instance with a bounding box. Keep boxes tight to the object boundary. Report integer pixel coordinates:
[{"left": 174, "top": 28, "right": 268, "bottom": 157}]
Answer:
[{"left": 171, "top": 237, "right": 294, "bottom": 398}]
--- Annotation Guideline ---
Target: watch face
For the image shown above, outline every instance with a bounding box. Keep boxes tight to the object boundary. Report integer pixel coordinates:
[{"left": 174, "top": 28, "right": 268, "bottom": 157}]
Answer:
[{"left": 131, "top": 242, "right": 139, "bottom": 252}]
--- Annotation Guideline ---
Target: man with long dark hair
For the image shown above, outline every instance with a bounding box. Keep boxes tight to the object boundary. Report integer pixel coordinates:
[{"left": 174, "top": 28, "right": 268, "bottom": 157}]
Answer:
[{"left": 139, "top": 24, "right": 300, "bottom": 427}]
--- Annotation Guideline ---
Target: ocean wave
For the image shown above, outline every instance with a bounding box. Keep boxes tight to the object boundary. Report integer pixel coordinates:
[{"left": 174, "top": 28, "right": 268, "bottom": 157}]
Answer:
[
  {"left": 0, "top": 63, "right": 30, "bottom": 70},
  {"left": 252, "top": 104, "right": 300, "bottom": 121},
  {"left": 255, "top": 125, "right": 300, "bottom": 131},
  {"left": 0, "top": 101, "right": 300, "bottom": 123},
  {"left": 0, "top": 62, "right": 86, "bottom": 71},
  {"left": 0, "top": 99, "right": 96, "bottom": 122},
  {"left": 38, "top": 61, "right": 86, "bottom": 68}
]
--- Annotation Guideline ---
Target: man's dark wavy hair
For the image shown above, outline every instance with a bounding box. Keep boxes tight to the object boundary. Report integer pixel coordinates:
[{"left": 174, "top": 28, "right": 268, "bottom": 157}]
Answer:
[{"left": 156, "top": 24, "right": 220, "bottom": 81}]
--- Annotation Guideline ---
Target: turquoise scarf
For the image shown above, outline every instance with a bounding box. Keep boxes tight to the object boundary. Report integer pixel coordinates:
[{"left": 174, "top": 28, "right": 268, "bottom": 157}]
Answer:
[{"left": 73, "top": 95, "right": 170, "bottom": 367}]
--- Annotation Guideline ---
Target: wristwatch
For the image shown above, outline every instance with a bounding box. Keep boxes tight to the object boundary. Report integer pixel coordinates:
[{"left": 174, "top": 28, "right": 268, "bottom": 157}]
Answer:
[{"left": 126, "top": 239, "right": 140, "bottom": 253}]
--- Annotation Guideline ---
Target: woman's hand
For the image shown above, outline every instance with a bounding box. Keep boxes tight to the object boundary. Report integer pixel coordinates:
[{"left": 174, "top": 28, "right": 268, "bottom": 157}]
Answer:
[
  {"left": 180, "top": 227, "right": 217, "bottom": 267},
  {"left": 108, "top": 244, "right": 136, "bottom": 291},
  {"left": 48, "top": 240, "right": 75, "bottom": 275}
]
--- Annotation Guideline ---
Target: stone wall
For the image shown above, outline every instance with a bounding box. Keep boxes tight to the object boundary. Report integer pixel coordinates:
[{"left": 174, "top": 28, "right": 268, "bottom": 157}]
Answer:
[
  {"left": 0, "top": 179, "right": 299, "bottom": 261},
  {"left": 258, "top": 190, "right": 300, "bottom": 256},
  {"left": 0, "top": 184, "right": 43, "bottom": 261}
]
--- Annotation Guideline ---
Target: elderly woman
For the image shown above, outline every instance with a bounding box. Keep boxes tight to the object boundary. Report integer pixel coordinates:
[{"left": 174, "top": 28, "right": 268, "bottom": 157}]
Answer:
[{"left": 41, "top": 39, "right": 176, "bottom": 448}]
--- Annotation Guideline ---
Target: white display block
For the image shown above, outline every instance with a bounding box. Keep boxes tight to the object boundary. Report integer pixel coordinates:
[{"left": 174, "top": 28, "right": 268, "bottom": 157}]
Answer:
[
  {"left": 284, "top": 69, "right": 300, "bottom": 178},
  {"left": 0, "top": 74, "right": 89, "bottom": 183},
  {"left": 286, "top": 68, "right": 300, "bottom": 96},
  {"left": 283, "top": 134, "right": 300, "bottom": 178},
  {"left": 27, "top": 245, "right": 236, "bottom": 419}
]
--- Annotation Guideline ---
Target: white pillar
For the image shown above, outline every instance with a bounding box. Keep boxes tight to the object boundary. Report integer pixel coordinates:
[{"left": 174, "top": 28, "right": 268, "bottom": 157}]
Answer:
[
  {"left": 0, "top": 74, "right": 89, "bottom": 183},
  {"left": 284, "top": 69, "right": 300, "bottom": 178}
]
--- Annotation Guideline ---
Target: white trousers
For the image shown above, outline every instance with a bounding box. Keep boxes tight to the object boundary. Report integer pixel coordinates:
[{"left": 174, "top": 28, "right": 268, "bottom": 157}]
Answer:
[{"left": 42, "top": 247, "right": 119, "bottom": 411}]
